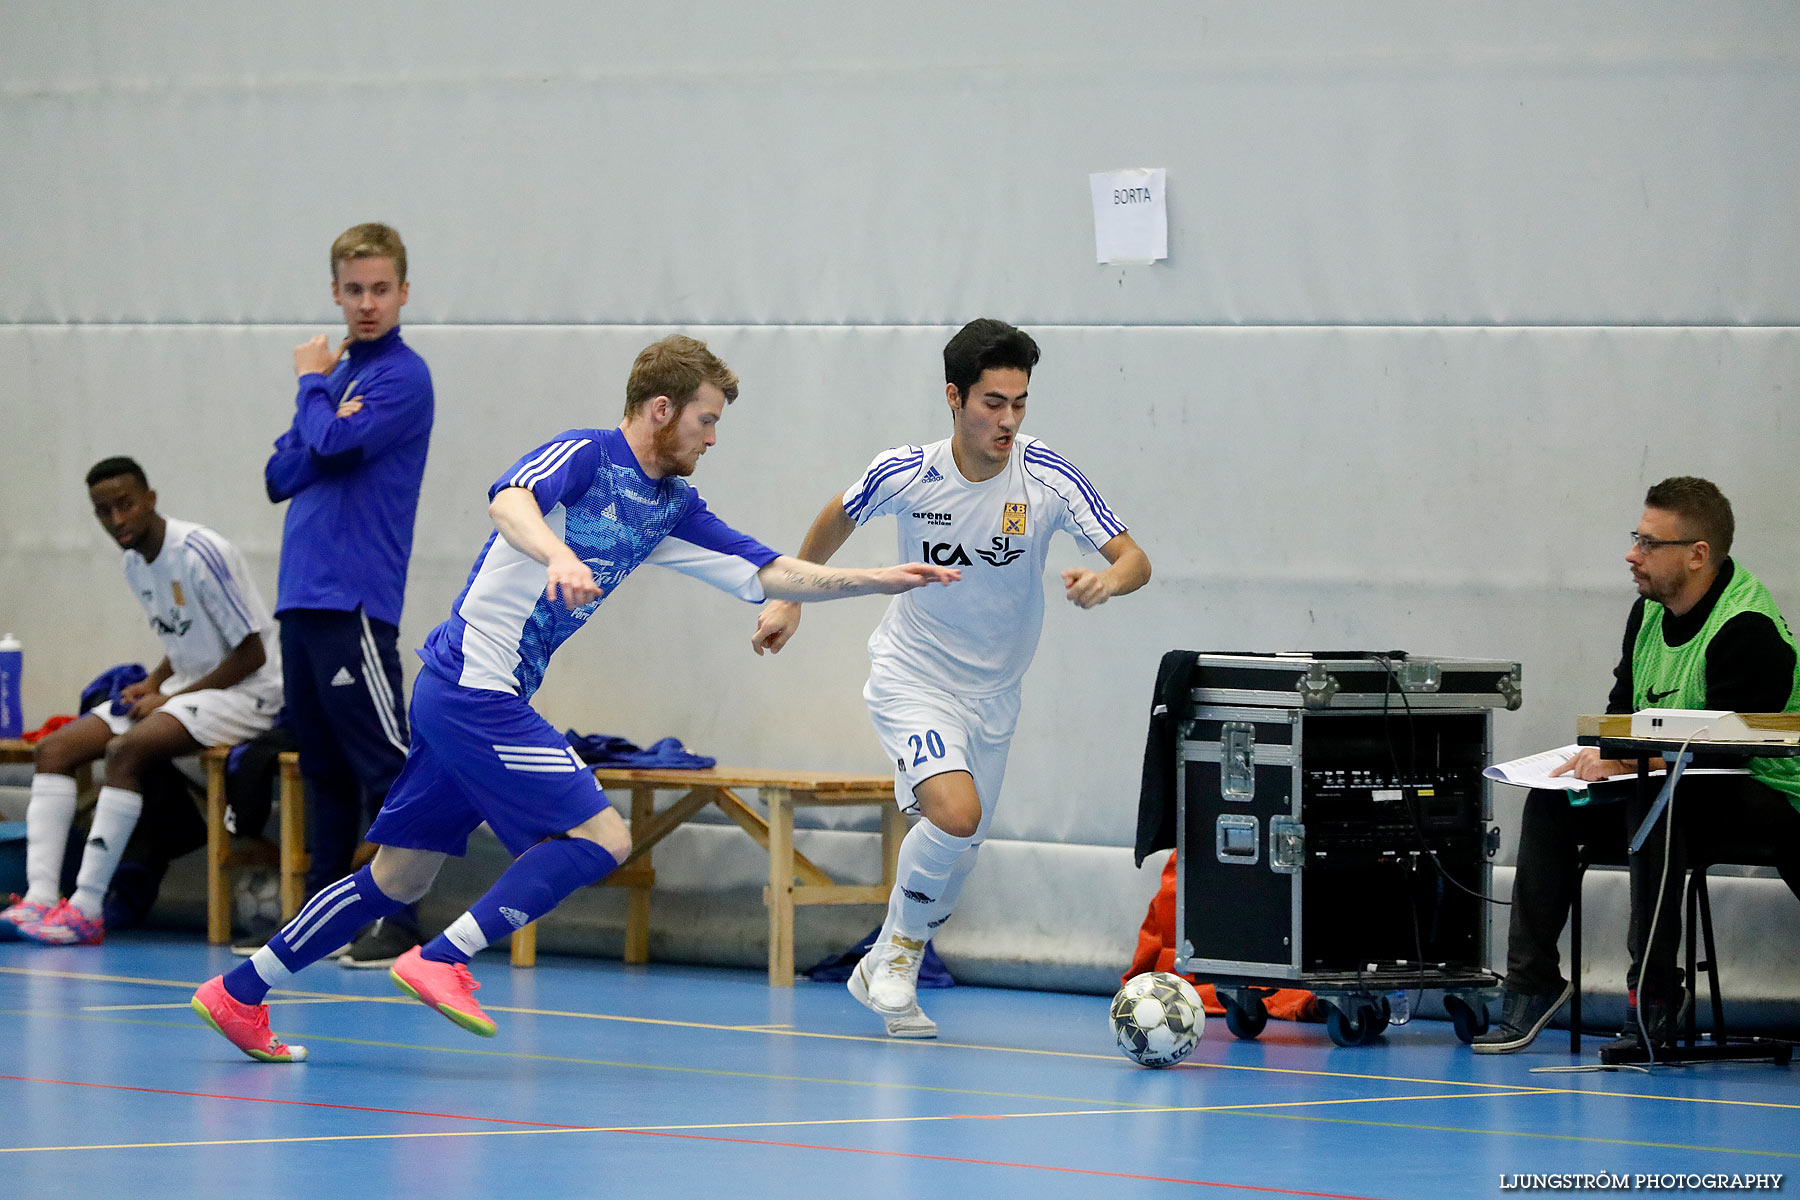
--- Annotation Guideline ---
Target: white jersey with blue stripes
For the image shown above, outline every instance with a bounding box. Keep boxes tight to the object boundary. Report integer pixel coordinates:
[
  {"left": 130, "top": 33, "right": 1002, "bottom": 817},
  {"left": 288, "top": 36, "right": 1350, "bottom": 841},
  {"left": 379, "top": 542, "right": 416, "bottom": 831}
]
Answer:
[
  {"left": 121, "top": 517, "right": 284, "bottom": 705},
  {"left": 421, "top": 427, "right": 779, "bottom": 699},
  {"left": 841, "top": 435, "right": 1125, "bottom": 696}
]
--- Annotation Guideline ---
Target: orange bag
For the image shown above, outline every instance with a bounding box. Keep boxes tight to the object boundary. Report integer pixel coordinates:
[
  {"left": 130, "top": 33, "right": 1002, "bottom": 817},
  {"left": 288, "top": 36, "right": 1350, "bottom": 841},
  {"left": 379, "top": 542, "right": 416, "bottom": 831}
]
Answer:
[{"left": 1124, "top": 851, "right": 1320, "bottom": 1021}]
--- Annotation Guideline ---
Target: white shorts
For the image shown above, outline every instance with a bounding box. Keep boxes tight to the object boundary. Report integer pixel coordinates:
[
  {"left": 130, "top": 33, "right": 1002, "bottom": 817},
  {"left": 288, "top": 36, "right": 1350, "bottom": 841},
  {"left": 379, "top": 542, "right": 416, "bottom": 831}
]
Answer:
[
  {"left": 863, "top": 664, "right": 1019, "bottom": 839},
  {"left": 96, "top": 686, "right": 280, "bottom": 748}
]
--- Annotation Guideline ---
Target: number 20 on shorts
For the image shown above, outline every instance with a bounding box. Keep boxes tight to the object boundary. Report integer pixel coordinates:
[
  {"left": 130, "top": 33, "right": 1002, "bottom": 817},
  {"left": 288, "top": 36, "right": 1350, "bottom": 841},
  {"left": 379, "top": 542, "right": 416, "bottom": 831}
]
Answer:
[{"left": 907, "top": 730, "right": 946, "bottom": 766}]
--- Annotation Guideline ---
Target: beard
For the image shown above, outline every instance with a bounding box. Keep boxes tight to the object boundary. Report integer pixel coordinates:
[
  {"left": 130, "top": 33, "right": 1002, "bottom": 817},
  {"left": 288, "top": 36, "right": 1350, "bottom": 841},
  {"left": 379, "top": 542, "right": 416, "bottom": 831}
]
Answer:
[{"left": 651, "top": 421, "right": 697, "bottom": 477}]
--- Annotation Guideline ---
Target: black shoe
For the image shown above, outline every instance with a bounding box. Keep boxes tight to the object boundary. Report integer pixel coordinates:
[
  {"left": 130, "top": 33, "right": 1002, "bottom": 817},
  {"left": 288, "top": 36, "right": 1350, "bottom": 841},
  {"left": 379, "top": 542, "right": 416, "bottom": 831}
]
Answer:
[
  {"left": 336, "top": 917, "right": 419, "bottom": 969},
  {"left": 1598, "top": 985, "right": 1693, "bottom": 1059},
  {"left": 1470, "top": 982, "right": 1574, "bottom": 1054}
]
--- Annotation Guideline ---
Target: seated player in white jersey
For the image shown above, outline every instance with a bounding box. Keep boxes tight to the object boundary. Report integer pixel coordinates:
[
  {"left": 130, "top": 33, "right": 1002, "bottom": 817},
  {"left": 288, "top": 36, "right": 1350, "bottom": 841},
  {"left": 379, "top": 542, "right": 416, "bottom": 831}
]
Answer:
[
  {"left": 2, "top": 457, "right": 284, "bottom": 946},
  {"left": 752, "top": 319, "right": 1152, "bottom": 1037},
  {"left": 191, "top": 334, "right": 961, "bottom": 1063}
]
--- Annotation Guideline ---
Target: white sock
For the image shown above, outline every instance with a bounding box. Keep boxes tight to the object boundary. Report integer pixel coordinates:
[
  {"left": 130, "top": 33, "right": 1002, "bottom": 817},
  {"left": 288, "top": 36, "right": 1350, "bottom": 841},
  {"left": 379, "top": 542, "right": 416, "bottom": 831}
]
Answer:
[
  {"left": 25, "top": 774, "right": 78, "bottom": 906},
  {"left": 70, "top": 786, "right": 143, "bottom": 918},
  {"left": 883, "top": 821, "right": 979, "bottom": 942},
  {"left": 443, "top": 912, "right": 489, "bottom": 958}
]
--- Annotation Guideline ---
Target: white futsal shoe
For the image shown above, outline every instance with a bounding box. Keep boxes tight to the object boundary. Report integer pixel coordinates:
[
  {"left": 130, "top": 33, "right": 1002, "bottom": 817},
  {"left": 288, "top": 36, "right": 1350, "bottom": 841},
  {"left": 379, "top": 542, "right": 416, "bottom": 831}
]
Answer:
[{"left": 849, "top": 933, "right": 938, "bottom": 1039}]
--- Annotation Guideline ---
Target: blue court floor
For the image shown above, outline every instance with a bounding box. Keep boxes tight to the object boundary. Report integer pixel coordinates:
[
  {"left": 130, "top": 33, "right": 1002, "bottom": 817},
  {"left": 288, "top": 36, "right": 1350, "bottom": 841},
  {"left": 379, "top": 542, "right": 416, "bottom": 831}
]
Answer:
[{"left": 1, "top": 933, "right": 1795, "bottom": 1199}]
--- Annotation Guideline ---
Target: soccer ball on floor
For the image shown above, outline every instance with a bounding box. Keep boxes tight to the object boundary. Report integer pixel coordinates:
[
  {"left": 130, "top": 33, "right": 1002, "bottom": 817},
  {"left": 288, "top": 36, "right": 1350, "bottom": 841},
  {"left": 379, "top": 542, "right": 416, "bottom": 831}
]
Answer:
[
  {"left": 232, "top": 864, "right": 282, "bottom": 935},
  {"left": 1111, "top": 971, "right": 1205, "bottom": 1067}
]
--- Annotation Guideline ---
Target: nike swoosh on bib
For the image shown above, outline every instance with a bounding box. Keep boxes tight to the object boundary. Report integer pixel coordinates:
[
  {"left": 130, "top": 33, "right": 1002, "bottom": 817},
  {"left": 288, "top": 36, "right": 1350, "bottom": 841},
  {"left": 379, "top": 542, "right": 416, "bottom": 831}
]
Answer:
[{"left": 1645, "top": 687, "right": 1678, "bottom": 703}]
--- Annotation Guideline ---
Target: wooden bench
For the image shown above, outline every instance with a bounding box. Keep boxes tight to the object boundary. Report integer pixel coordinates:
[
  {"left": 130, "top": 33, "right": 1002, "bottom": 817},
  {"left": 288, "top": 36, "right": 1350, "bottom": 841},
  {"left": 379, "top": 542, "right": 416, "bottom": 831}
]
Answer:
[
  {"left": 508, "top": 766, "right": 903, "bottom": 986},
  {"left": 199, "top": 747, "right": 307, "bottom": 944},
  {"left": 4, "top": 738, "right": 306, "bottom": 941}
]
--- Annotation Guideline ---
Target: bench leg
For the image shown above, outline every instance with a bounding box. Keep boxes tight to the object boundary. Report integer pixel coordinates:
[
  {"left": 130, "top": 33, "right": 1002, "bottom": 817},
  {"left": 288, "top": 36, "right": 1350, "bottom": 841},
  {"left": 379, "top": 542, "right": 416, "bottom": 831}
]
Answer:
[
  {"left": 767, "top": 787, "right": 795, "bottom": 987},
  {"left": 881, "top": 803, "right": 905, "bottom": 889},
  {"left": 511, "top": 920, "right": 537, "bottom": 968},
  {"left": 277, "top": 756, "right": 308, "bottom": 922},
  {"left": 204, "top": 753, "right": 230, "bottom": 945},
  {"left": 624, "top": 784, "right": 653, "bottom": 965}
]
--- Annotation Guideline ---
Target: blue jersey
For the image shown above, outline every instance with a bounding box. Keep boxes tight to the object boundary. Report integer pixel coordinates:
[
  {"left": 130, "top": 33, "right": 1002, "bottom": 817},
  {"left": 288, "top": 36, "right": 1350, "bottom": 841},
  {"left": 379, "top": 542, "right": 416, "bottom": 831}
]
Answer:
[
  {"left": 420, "top": 427, "right": 779, "bottom": 699},
  {"left": 265, "top": 326, "right": 434, "bottom": 627}
]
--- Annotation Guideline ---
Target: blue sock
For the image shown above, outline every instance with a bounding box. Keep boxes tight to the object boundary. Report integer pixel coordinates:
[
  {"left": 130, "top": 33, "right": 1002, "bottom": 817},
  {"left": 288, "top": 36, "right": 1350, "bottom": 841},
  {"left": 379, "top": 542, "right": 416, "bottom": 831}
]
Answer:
[
  {"left": 423, "top": 837, "right": 619, "bottom": 965},
  {"left": 223, "top": 866, "right": 404, "bottom": 1005}
]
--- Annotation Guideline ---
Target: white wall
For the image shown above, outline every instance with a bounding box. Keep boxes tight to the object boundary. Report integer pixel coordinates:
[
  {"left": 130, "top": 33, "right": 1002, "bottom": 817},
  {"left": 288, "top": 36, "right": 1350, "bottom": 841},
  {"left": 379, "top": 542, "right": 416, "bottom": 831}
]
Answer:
[{"left": 3, "top": 2, "right": 1798, "bottom": 989}]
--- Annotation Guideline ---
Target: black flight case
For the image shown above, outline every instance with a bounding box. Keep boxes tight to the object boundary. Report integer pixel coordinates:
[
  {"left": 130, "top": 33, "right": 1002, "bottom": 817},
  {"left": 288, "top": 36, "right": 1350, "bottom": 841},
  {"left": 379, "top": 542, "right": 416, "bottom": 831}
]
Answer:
[{"left": 1174, "top": 652, "right": 1520, "bottom": 1045}]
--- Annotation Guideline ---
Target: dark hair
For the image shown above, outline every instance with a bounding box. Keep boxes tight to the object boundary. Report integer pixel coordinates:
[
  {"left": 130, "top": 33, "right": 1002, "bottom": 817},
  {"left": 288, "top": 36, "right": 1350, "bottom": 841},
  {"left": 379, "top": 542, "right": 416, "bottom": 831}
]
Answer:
[
  {"left": 86, "top": 456, "right": 149, "bottom": 491},
  {"left": 943, "top": 318, "right": 1040, "bottom": 397},
  {"left": 1645, "top": 476, "right": 1734, "bottom": 560}
]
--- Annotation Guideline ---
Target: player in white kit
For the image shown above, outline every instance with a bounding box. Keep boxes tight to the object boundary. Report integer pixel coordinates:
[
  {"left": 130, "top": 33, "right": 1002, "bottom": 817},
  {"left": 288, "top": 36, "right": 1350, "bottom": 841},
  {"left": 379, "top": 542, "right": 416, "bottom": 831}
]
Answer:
[
  {"left": 753, "top": 320, "right": 1151, "bottom": 1036},
  {"left": 3, "top": 457, "right": 283, "bottom": 945}
]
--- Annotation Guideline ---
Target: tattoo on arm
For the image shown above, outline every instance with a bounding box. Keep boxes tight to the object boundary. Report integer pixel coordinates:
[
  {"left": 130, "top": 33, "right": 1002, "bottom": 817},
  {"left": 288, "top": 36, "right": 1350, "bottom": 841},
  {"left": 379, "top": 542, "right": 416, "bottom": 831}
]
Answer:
[{"left": 779, "top": 566, "right": 857, "bottom": 594}]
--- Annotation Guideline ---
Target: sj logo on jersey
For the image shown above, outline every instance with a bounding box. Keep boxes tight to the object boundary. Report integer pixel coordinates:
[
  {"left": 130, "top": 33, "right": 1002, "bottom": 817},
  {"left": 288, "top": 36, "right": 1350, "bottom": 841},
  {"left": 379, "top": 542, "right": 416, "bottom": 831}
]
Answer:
[
  {"left": 1001, "top": 502, "right": 1028, "bottom": 536},
  {"left": 976, "top": 537, "right": 1025, "bottom": 567}
]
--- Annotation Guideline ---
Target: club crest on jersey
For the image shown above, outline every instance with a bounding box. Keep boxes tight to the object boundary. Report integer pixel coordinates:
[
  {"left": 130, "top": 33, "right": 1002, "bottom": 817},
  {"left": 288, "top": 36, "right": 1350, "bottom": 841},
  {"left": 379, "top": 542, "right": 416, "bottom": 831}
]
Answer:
[
  {"left": 975, "top": 536, "right": 1026, "bottom": 567},
  {"left": 171, "top": 580, "right": 186, "bottom": 606},
  {"left": 1001, "top": 502, "right": 1028, "bottom": 536}
]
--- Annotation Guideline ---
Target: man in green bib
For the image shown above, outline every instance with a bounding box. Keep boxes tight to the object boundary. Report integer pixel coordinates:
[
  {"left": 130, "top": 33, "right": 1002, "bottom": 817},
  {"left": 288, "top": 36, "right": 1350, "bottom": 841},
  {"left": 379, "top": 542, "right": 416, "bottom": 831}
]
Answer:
[{"left": 1474, "top": 477, "right": 1800, "bottom": 1055}]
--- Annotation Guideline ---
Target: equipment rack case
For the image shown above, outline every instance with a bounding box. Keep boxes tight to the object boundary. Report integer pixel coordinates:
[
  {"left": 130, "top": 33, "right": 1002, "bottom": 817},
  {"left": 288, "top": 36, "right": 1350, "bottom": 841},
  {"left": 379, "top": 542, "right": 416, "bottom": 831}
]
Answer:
[{"left": 1173, "top": 652, "right": 1518, "bottom": 1045}]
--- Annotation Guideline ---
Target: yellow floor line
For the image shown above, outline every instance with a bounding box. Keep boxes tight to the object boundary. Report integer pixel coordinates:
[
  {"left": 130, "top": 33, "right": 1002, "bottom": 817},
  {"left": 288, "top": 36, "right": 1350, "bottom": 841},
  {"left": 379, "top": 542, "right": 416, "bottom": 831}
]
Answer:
[
  {"left": 4, "top": 963, "right": 1794, "bottom": 1112},
  {"left": 0, "top": 1092, "right": 1555, "bottom": 1156},
  {"left": 1239, "top": 1108, "right": 1800, "bottom": 1159}
]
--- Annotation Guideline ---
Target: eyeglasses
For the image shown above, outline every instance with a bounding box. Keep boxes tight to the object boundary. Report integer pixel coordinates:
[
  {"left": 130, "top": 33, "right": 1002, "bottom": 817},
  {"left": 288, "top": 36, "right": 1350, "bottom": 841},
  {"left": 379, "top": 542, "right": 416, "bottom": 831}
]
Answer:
[{"left": 1628, "top": 532, "right": 1699, "bottom": 552}]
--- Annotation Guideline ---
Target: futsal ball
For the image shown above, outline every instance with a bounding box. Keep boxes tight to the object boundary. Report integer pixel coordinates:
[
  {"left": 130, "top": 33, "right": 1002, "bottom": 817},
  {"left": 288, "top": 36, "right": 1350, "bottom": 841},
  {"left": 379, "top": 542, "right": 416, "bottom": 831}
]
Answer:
[
  {"left": 232, "top": 864, "right": 282, "bottom": 934},
  {"left": 1111, "top": 971, "right": 1205, "bottom": 1067}
]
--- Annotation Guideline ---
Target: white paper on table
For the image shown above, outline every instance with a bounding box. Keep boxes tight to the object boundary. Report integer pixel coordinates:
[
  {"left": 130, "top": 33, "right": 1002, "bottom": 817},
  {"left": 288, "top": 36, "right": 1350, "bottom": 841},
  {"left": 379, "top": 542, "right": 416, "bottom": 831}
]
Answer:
[
  {"left": 1089, "top": 167, "right": 1167, "bottom": 264},
  {"left": 1484, "top": 743, "right": 1747, "bottom": 792}
]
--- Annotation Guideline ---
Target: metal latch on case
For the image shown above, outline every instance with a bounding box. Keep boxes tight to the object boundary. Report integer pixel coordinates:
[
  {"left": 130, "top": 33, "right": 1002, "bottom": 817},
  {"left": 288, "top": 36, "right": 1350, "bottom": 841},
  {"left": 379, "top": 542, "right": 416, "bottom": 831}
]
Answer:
[
  {"left": 1223, "top": 721, "right": 1255, "bottom": 799},
  {"left": 1270, "top": 817, "right": 1305, "bottom": 874}
]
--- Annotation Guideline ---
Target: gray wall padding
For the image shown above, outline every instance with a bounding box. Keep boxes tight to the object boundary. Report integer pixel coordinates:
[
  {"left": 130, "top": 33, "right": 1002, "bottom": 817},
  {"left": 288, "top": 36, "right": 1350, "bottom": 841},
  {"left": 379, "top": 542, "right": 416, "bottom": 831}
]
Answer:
[{"left": 2, "top": 5, "right": 1798, "bottom": 1021}]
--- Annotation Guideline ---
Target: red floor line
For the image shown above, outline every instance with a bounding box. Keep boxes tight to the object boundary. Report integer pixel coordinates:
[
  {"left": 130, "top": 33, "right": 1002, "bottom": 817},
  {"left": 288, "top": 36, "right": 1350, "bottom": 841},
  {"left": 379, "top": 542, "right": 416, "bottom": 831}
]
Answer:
[
  {"left": 626, "top": 1129, "right": 1384, "bottom": 1198},
  {"left": 0, "top": 1074, "right": 586, "bottom": 1129}
]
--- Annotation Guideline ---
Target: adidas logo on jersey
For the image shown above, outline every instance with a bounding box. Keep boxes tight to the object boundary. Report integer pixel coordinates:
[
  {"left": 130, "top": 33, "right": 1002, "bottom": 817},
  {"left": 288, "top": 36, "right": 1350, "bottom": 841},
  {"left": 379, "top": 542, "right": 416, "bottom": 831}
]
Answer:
[
  {"left": 601, "top": 502, "right": 619, "bottom": 521},
  {"left": 922, "top": 466, "right": 943, "bottom": 482},
  {"left": 499, "top": 906, "right": 530, "bottom": 929},
  {"left": 329, "top": 667, "right": 356, "bottom": 687}
]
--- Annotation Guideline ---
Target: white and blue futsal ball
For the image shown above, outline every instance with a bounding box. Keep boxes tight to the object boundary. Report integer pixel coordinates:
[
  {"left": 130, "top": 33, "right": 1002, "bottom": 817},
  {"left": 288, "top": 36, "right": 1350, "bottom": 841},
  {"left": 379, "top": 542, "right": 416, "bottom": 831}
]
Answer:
[
  {"left": 1111, "top": 971, "right": 1205, "bottom": 1067},
  {"left": 232, "top": 864, "right": 282, "bottom": 934}
]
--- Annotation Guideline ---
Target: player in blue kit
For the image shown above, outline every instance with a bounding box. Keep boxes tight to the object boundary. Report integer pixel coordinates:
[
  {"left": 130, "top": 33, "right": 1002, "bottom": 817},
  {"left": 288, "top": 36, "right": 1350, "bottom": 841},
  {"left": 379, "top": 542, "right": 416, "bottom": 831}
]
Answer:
[{"left": 192, "top": 335, "right": 960, "bottom": 1062}]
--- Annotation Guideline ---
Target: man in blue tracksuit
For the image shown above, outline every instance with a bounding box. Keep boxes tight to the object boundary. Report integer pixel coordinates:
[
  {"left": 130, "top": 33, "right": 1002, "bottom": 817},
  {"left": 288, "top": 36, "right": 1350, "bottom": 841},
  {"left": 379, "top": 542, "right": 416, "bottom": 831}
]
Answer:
[{"left": 249, "top": 222, "right": 434, "bottom": 966}]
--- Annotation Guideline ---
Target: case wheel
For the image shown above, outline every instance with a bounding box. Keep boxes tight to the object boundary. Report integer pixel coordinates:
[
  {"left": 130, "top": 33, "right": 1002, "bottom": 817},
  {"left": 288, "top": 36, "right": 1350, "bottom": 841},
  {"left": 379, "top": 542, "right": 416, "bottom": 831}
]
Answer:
[
  {"left": 1324, "top": 998, "right": 1388, "bottom": 1046},
  {"left": 1222, "top": 990, "right": 1270, "bottom": 1040},
  {"left": 1444, "top": 993, "right": 1490, "bottom": 1043}
]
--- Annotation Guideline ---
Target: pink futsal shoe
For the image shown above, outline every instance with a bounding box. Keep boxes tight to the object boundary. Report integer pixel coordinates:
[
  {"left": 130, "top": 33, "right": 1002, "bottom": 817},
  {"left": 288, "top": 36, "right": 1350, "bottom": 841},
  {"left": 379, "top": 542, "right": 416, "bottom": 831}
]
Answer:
[
  {"left": 190, "top": 976, "right": 307, "bottom": 1063},
  {"left": 0, "top": 895, "right": 53, "bottom": 940},
  {"left": 18, "top": 899, "right": 103, "bottom": 945},
  {"left": 390, "top": 947, "right": 497, "bottom": 1037}
]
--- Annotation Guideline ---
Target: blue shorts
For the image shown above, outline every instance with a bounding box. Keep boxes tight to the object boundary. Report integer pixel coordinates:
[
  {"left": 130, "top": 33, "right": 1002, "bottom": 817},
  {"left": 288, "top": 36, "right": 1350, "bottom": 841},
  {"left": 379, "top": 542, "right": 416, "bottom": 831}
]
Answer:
[{"left": 366, "top": 667, "right": 610, "bottom": 857}]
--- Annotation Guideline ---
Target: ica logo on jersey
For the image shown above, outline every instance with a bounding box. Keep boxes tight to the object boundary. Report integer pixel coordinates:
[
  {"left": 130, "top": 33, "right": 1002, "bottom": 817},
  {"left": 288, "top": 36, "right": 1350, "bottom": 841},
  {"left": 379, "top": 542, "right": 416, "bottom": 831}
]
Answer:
[{"left": 922, "top": 537, "right": 1027, "bottom": 568}]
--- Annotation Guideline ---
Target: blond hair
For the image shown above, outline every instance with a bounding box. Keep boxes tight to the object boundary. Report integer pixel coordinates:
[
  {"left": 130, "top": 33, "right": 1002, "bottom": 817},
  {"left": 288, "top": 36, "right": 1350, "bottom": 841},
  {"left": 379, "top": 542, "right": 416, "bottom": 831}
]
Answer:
[
  {"left": 330, "top": 222, "right": 407, "bottom": 283},
  {"left": 624, "top": 335, "right": 739, "bottom": 418}
]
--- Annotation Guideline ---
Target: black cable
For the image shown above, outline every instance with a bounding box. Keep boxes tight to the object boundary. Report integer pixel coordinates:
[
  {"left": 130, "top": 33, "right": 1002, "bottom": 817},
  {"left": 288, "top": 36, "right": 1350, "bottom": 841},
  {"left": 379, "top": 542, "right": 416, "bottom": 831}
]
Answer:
[{"left": 1371, "top": 654, "right": 1512, "bottom": 908}]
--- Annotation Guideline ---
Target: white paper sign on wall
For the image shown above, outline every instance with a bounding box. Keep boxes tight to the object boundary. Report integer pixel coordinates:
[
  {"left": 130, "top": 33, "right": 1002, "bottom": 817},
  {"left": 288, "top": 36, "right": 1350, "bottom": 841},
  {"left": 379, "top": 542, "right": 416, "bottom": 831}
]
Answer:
[{"left": 1089, "top": 168, "right": 1167, "bottom": 265}]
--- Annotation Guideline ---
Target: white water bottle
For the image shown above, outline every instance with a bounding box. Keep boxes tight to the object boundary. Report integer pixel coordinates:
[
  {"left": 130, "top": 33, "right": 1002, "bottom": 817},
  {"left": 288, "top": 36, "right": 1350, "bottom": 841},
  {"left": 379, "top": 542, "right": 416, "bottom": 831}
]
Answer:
[{"left": 0, "top": 634, "right": 21, "bottom": 739}]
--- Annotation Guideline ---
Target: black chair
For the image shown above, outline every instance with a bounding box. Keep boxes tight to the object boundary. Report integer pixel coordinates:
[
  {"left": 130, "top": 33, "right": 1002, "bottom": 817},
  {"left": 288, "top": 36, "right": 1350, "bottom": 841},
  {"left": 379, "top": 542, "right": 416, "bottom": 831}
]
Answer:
[{"left": 1570, "top": 838, "right": 1794, "bottom": 1064}]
